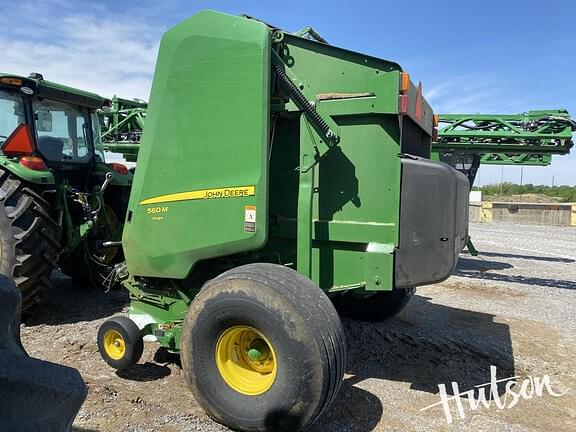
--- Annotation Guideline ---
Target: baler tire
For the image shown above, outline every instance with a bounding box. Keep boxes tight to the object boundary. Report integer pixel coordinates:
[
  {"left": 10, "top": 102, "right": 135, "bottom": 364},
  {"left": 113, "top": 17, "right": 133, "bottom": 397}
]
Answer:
[
  {"left": 0, "top": 169, "right": 58, "bottom": 310},
  {"left": 97, "top": 316, "right": 144, "bottom": 370},
  {"left": 333, "top": 287, "right": 416, "bottom": 322},
  {"left": 180, "top": 263, "right": 346, "bottom": 432}
]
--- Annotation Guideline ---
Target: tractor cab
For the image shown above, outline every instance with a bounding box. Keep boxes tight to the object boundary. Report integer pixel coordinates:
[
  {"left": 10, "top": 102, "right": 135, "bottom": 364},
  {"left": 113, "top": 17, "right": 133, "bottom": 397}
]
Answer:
[
  {"left": 0, "top": 74, "right": 132, "bottom": 307},
  {"left": 0, "top": 73, "right": 108, "bottom": 178}
]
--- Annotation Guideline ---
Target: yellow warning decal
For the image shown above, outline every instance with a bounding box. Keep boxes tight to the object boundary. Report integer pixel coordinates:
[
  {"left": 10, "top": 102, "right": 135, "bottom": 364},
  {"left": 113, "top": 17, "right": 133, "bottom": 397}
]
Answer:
[{"left": 139, "top": 186, "right": 255, "bottom": 205}]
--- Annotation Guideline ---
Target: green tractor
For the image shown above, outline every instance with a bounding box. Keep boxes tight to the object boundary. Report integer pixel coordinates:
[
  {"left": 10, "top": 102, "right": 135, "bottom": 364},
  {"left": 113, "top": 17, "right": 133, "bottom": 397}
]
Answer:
[
  {"left": 95, "top": 10, "right": 469, "bottom": 432},
  {"left": 0, "top": 73, "right": 132, "bottom": 307}
]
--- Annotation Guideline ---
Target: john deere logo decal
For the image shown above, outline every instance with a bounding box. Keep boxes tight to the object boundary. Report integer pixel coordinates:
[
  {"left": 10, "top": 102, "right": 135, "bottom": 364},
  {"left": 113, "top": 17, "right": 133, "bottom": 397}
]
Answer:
[{"left": 139, "top": 186, "right": 255, "bottom": 205}]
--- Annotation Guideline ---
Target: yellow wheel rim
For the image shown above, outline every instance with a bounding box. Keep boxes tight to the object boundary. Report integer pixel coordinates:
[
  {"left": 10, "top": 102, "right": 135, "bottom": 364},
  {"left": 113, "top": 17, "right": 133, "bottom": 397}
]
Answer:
[
  {"left": 103, "top": 330, "right": 126, "bottom": 360},
  {"left": 215, "top": 325, "right": 277, "bottom": 396}
]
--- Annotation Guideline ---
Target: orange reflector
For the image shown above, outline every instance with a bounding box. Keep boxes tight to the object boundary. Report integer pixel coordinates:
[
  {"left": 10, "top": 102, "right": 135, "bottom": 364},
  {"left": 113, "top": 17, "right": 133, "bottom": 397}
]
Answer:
[
  {"left": 109, "top": 162, "right": 129, "bottom": 175},
  {"left": 0, "top": 77, "right": 22, "bottom": 86},
  {"left": 400, "top": 72, "right": 410, "bottom": 94},
  {"left": 20, "top": 156, "right": 47, "bottom": 171},
  {"left": 2, "top": 124, "right": 35, "bottom": 156},
  {"left": 433, "top": 114, "right": 439, "bottom": 127}
]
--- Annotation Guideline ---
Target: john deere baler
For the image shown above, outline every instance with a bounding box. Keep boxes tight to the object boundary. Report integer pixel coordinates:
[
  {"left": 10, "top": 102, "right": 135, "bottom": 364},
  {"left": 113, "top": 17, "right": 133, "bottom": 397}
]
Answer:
[{"left": 97, "top": 10, "right": 469, "bottom": 432}]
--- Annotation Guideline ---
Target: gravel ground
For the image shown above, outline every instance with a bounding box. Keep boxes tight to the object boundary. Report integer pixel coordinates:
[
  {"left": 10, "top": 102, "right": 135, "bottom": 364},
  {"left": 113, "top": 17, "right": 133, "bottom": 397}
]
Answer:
[{"left": 20, "top": 221, "right": 576, "bottom": 432}]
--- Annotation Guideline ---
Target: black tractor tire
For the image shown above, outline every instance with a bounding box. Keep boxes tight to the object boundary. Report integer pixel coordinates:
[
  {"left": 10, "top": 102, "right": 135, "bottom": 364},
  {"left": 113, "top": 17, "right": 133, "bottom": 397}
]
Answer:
[
  {"left": 181, "top": 263, "right": 346, "bottom": 432},
  {"left": 0, "top": 169, "right": 58, "bottom": 309},
  {"left": 58, "top": 247, "right": 90, "bottom": 283},
  {"left": 59, "top": 242, "right": 116, "bottom": 290},
  {"left": 97, "top": 316, "right": 144, "bottom": 370},
  {"left": 333, "top": 287, "right": 416, "bottom": 322}
]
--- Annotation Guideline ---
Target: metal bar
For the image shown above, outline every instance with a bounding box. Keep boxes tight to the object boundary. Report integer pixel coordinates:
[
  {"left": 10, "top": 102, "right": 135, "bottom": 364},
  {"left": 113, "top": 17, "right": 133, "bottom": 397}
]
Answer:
[{"left": 296, "top": 118, "right": 316, "bottom": 278}]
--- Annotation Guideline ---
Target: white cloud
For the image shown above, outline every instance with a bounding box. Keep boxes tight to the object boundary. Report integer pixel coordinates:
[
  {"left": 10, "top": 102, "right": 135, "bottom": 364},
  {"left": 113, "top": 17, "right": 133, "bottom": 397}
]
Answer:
[
  {"left": 424, "top": 75, "right": 531, "bottom": 114},
  {"left": 0, "top": 0, "right": 161, "bottom": 100}
]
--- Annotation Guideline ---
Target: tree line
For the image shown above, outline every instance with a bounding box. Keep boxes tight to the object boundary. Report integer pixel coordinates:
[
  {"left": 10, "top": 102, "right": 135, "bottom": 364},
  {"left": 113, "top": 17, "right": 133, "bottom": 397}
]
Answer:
[{"left": 474, "top": 183, "right": 576, "bottom": 202}]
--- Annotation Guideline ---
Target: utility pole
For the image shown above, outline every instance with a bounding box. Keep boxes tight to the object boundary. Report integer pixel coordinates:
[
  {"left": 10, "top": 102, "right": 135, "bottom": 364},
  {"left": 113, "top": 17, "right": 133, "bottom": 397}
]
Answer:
[
  {"left": 519, "top": 167, "right": 524, "bottom": 202},
  {"left": 500, "top": 167, "right": 504, "bottom": 195},
  {"left": 552, "top": 173, "right": 555, "bottom": 187}
]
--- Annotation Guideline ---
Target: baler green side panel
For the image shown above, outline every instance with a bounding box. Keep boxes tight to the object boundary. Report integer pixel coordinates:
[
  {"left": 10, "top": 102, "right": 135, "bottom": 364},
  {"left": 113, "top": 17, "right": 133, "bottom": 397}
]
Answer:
[
  {"left": 123, "top": 11, "right": 270, "bottom": 278},
  {"left": 267, "top": 115, "right": 402, "bottom": 291},
  {"left": 280, "top": 34, "right": 401, "bottom": 114},
  {"left": 267, "top": 34, "right": 408, "bottom": 291},
  {"left": 311, "top": 116, "right": 401, "bottom": 290}
]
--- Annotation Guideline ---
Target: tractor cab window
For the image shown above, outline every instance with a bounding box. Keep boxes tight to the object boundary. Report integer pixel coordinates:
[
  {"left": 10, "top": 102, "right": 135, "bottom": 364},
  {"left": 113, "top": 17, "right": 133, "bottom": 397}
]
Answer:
[
  {"left": 32, "top": 99, "right": 93, "bottom": 164},
  {"left": 0, "top": 90, "right": 26, "bottom": 145},
  {"left": 91, "top": 113, "right": 106, "bottom": 162}
]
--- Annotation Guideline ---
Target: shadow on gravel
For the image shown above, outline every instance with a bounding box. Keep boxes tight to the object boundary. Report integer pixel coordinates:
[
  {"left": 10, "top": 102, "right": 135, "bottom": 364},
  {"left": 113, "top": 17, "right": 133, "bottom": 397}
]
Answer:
[
  {"left": 154, "top": 347, "right": 182, "bottom": 367},
  {"left": 116, "top": 362, "right": 171, "bottom": 382},
  {"left": 308, "top": 375, "right": 383, "bottom": 432},
  {"left": 343, "top": 294, "right": 514, "bottom": 397},
  {"left": 308, "top": 294, "right": 515, "bottom": 431},
  {"left": 456, "top": 257, "right": 513, "bottom": 273},
  {"left": 480, "top": 251, "right": 575, "bottom": 263},
  {"left": 22, "top": 272, "right": 128, "bottom": 326},
  {"left": 455, "top": 256, "right": 576, "bottom": 290},
  {"left": 456, "top": 271, "right": 576, "bottom": 291}
]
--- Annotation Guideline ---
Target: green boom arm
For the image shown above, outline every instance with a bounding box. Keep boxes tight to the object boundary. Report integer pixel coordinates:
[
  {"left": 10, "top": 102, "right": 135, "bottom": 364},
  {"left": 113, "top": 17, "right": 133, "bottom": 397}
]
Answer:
[
  {"left": 432, "top": 109, "right": 575, "bottom": 184},
  {"left": 432, "top": 109, "right": 575, "bottom": 256},
  {"left": 100, "top": 96, "right": 147, "bottom": 162},
  {"left": 434, "top": 109, "right": 574, "bottom": 163}
]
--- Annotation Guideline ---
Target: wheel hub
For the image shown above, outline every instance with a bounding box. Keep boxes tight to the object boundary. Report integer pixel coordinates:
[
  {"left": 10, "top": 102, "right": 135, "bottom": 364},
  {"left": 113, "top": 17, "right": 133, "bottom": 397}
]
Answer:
[
  {"left": 103, "top": 330, "right": 126, "bottom": 360},
  {"left": 215, "top": 326, "right": 277, "bottom": 395}
]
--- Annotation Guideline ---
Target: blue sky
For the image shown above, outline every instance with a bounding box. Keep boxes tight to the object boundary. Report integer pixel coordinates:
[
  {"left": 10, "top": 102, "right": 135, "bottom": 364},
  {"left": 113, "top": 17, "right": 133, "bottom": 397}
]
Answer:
[{"left": 1, "top": 0, "right": 574, "bottom": 185}]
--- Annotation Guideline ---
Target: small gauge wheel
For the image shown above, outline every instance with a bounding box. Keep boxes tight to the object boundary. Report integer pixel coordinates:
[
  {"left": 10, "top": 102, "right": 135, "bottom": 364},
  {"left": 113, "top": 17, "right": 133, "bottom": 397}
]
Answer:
[{"left": 98, "top": 316, "right": 143, "bottom": 370}]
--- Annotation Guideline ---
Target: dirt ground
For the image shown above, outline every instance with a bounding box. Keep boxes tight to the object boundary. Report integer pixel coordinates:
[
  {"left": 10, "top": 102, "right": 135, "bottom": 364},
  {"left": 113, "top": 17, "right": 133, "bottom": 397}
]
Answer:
[{"left": 20, "top": 222, "right": 576, "bottom": 432}]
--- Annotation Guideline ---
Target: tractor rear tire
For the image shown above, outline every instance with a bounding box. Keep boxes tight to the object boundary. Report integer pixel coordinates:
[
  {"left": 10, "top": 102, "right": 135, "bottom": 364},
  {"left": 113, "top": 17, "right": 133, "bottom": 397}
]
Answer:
[
  {"left": 181, "top": 263, "right": 346, "bottom": 432},
  {"left": 333, "top": 287, "right": 416, "bottom": 322},
  {"left": 0, "top": 169, "right": 58, "bottom": 309}
]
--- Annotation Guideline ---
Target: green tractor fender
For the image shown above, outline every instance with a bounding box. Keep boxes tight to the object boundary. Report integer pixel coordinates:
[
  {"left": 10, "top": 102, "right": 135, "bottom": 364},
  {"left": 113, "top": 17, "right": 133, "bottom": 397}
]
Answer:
[
  {"left": 92, "top": 162, "right": 133, "bottom": 187},
  {"left": 0, "top": 157, "right": 55, "bottom": 185}
]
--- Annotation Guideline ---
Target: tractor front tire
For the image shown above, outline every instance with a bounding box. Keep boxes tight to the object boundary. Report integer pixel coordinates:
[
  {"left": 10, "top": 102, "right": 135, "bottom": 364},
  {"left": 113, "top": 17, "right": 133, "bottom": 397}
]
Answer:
[
  {"left": 0, "top": 169, "right": 58, "bottom": 309},
  {"left": 58, "top": 247, "right": 90, "bottom": 283},
  {"left": 333, "top": 287, "right": 416, "bottom": 321},
  {"left": 59, "top": 205, "right": 123, "bottom": 290},
  {"left": 181, "top": 263, "right": 346, "bottom": 432}
]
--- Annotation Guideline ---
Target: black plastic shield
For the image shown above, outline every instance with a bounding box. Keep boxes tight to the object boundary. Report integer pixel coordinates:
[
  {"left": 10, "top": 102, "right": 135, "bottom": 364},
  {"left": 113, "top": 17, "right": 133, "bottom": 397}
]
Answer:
[{"left": 395, "top": 156, "right": 469, "bottom": 288}]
